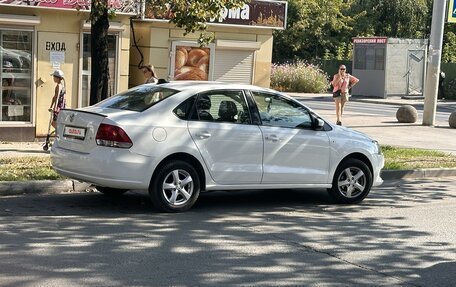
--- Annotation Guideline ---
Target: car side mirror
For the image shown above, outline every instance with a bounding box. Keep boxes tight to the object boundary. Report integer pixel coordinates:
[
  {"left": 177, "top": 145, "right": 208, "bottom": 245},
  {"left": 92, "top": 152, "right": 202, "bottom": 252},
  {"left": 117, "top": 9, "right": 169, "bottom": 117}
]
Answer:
[{"left": 313, "top": 118, "right": 325, "bottom": 130}]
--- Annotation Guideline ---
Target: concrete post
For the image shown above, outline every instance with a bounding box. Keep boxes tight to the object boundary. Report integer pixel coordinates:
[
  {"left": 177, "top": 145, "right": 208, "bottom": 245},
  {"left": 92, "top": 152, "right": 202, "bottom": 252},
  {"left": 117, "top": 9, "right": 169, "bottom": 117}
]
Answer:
[{"left": 423, "top": 0, "right": 446, "bottom": 126}]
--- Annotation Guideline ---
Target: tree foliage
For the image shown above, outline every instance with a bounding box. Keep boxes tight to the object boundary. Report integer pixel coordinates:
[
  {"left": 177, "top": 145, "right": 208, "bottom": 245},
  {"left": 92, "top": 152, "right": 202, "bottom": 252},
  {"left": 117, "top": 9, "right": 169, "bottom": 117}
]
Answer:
[
  {"left": 145, "top": 0, "right": 248, "bottom": 45},
  {"left": 273, "top": 0, "right": 358, "bottom": 62}
]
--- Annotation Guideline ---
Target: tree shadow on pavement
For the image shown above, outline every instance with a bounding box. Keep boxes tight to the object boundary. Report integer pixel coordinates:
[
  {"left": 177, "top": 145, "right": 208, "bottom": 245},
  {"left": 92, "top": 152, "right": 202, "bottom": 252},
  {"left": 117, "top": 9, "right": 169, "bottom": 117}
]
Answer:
[{"left": 0, "top": 178, "right": 454, "bottom": 286}]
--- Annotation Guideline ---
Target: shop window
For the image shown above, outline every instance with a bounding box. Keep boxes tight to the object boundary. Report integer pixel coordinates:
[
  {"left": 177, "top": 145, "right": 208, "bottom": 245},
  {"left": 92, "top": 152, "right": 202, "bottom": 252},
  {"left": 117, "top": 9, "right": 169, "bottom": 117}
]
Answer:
[
  {"left": 1, "top": 29, "right": 33, "bottom": 123},
  {"left": 81, "top": 33, "right": 118, "bottom": 107},
  {"left": 355, "top": 47, "right": 385, "bottom": 71}
]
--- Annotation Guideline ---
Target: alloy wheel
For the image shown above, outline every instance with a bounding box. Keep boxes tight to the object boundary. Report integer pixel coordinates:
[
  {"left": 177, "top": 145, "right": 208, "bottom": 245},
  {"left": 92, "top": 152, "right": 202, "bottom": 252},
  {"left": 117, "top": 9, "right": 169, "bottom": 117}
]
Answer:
[
  {"left": 162, "top": 169, "right": 194, "bottom": 206},
  {"left": 337, "top": 166, "right": 366, "bottom": 198}
]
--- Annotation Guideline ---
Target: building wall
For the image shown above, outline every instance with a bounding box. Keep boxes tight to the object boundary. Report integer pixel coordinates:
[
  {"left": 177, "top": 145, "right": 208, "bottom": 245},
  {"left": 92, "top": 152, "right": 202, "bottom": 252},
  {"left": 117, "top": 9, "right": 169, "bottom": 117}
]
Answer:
[
  {"left": 129, "top": 21, "right": 273, "bottom": 88},
  {"left": 0, "top": 7, "right": 131, "bottom": 139},
  {"left": 385, "top": 39, "right": 427, "bottom": 97}
]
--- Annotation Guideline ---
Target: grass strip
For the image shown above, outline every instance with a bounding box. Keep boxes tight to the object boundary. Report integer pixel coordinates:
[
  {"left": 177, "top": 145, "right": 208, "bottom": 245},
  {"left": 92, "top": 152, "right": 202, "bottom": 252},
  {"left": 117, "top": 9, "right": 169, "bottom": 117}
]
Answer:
[
  {"left": 382, "top": 145, "right": 456, "bottom": 170},
  {"left": 0, "top": 156, "right": 64, "bottom": 181}
]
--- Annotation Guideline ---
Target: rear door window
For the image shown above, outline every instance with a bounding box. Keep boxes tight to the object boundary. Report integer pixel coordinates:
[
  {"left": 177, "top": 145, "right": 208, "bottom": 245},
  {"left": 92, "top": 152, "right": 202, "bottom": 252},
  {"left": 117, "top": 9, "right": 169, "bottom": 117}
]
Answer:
[
  {"left": 190, "top": 90, "right": 252, "bottom": 124},
  {"left": 95, "top": 86, "right": 179, "bottom": 112}
]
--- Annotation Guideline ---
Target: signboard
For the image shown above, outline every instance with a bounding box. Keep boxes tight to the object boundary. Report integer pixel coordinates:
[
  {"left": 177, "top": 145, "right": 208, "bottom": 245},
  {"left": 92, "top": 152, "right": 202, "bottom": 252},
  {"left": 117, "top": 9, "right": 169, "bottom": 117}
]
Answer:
[
  {"left": 353, "top": 37, "right": 388, "bottom": 44},
  {"left": 144, "top": 0, "right": 288, "bottom": 30},
  {"left": 0, "top": 0, "right": 137, "bottom": 14},
  {"left": 449, "top": 0, "right": 456, "bottom": 23}
]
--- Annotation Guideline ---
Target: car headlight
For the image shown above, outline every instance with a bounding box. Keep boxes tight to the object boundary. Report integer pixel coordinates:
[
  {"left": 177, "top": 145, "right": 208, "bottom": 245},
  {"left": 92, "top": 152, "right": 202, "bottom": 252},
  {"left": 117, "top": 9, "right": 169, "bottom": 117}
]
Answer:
[{"left": 373, "top": 140, "right": 382, "bottom": 155}]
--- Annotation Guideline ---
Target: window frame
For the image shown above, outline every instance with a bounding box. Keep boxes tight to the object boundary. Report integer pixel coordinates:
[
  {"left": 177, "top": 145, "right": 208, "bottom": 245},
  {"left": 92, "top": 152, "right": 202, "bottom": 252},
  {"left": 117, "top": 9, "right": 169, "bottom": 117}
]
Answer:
[{"left": 0, "top": 27, "right": 34, "bottom": 124}]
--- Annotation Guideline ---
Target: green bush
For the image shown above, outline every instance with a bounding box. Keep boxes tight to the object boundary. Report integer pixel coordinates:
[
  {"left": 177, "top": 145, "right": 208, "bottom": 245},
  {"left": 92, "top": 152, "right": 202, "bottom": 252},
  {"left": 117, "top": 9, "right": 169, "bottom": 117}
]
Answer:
[
  {"left": 443, "top": 78, "right": 456, "bottom": 100},
  {"left": 270, "top": 61, "right": 330, "bottom": 93}
]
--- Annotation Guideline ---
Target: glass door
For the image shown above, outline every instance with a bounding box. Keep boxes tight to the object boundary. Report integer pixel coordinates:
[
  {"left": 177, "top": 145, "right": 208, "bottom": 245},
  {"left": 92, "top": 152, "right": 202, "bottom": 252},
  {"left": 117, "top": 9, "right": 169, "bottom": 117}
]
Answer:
[
  {"left": 81, "top": 33, "right": 118, "bottom": 107},
  {"left": 0, "top": 29, "right": 33, "bottom": 123}
]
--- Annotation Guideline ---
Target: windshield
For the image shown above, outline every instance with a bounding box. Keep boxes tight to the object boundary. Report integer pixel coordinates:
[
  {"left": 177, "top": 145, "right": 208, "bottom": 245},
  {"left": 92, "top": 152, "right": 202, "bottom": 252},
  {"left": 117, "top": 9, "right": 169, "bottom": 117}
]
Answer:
[{"left": 94, "top": 85, "right": 179, "bottom": 112}]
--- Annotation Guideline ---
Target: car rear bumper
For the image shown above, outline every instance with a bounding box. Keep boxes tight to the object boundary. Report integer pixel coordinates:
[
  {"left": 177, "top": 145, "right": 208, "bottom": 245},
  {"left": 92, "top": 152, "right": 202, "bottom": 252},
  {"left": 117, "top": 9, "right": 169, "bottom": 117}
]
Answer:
[{"left": 50, "top": 145, "right": 154, "bottom": 189}]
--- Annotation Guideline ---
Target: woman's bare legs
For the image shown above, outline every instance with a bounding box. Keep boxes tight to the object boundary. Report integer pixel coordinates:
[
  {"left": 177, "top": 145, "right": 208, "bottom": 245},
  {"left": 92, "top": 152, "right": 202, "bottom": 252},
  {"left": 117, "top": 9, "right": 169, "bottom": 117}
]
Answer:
[
  {"left": 340, "top": 97, "right": 347, "bottom": 116},
  {"left": 334, "top": 97, "right": 342, "bottom": 124},
  {"left": 334, "top": 96, "right": 348, "bottom": 125}
]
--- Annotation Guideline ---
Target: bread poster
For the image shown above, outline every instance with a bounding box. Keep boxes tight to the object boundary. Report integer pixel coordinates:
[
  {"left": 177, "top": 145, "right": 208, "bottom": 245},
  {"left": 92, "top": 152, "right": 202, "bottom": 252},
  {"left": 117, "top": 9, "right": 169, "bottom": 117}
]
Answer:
[{"left": 174, "top": 46, "right": 210, "bottom": 81}]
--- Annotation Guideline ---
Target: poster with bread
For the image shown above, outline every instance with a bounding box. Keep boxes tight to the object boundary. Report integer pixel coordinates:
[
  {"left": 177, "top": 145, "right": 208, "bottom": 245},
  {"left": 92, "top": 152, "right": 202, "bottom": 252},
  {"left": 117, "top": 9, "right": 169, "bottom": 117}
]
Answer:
[{"left": 174, "top": 46, "right": 210, "bottom": 81}]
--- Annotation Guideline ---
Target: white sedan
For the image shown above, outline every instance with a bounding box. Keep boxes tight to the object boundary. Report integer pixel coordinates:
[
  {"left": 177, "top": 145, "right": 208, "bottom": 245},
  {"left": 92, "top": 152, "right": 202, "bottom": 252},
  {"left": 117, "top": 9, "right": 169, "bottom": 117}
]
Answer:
[{"left": 51, "top": 81, "right": 384, "bottom": 212}]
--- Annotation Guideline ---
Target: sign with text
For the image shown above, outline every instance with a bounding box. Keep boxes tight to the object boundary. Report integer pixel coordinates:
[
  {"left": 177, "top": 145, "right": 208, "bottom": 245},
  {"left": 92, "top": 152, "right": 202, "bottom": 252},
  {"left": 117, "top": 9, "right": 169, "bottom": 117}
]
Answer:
[
  {"left": 449, "top": 0, "right": 456, "bottom": 23},
  {"left": 144, "top": 0, "right": 287, "bottom": 30},
  {"left": 0, "top": 0, "right": 137, "bottom": 14},
  {"left": 353, "top": 37, "right": 388, "bottom": 44}
]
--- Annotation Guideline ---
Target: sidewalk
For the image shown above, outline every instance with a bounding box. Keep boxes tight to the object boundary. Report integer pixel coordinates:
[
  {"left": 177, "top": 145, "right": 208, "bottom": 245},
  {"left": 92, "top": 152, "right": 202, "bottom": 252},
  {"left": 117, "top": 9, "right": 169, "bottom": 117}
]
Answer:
[{"left": 1, "top": 94, "right": 456, "bottom": 196}]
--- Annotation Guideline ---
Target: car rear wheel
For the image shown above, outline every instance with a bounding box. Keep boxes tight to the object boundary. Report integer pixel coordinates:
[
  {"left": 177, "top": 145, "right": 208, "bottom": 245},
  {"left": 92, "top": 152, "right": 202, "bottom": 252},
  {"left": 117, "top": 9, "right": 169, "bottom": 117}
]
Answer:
[
  {"left": 95, "top": 186, "right": 128, "bottom": 196},
  {"left": 327, "top": 158, "right": 372, "bottom": 204},
  {"left": 149, "top": 160, "right": 200, "bottom": 212}
]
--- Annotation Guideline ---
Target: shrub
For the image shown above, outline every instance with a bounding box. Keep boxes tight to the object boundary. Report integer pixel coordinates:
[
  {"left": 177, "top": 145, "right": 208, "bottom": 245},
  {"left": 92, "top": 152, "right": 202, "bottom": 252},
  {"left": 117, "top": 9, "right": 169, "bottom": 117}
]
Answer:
[
  {"left": 270, "top": 61, "right": 330, "bottom": 93},
  {"left": 443, "top": 78, "right": 456, "bottom": 100}
]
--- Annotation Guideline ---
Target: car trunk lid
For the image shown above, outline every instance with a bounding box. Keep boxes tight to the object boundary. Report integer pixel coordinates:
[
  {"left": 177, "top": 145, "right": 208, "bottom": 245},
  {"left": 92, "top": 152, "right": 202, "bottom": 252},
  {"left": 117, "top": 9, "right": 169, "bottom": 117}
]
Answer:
[{"left": 55, "top": 108, "right": 133, "bottom": 153}]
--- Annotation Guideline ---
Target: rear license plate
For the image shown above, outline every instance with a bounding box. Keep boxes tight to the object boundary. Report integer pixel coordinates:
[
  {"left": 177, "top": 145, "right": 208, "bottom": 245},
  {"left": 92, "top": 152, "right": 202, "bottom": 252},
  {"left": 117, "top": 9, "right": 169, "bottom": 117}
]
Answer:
[{"left": 63, "top": 126, "right": 86, "bottom": 140}]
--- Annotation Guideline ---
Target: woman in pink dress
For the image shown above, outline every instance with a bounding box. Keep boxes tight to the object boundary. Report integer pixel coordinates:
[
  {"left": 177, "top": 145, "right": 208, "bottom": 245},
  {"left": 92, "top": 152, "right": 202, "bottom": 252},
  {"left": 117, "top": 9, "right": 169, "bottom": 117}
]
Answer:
[{"left": 331, "top": 65, "right": 359, "bottom": 126}]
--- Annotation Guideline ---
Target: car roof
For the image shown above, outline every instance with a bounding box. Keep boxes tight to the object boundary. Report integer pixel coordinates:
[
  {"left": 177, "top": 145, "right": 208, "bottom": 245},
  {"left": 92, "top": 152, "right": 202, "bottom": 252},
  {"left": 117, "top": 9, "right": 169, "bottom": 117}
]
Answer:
[{"left": 149, "top": 80, "right": 277, "bottom": 94}]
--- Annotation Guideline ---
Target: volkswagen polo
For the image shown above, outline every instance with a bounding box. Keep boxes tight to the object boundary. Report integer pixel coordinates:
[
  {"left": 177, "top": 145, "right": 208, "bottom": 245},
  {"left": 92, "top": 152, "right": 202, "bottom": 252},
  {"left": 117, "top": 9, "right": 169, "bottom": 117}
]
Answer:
[{"left": 51, "top": 81, "right": 384, "bottom": 212}]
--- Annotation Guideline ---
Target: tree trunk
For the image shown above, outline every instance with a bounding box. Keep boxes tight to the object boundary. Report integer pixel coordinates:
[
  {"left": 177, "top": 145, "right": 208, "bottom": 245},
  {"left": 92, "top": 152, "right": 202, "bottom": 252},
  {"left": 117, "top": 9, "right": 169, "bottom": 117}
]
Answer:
[{"left": 90, "top": 0, "right": 110, "bottom": 105}]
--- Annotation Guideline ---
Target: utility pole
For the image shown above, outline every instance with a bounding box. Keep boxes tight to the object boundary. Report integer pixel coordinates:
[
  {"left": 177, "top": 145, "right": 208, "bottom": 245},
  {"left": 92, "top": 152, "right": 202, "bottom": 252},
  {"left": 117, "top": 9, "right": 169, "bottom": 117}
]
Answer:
[{"left": 423, "top": 0, "right": 446, "bottom": 126}]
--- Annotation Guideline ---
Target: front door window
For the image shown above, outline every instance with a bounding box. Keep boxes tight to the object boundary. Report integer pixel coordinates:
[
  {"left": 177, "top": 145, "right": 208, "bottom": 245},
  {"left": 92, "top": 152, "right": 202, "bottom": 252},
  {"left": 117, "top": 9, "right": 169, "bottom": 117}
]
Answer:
[{"left": 81, "top": 33, "right": 118, "bottom": 107}]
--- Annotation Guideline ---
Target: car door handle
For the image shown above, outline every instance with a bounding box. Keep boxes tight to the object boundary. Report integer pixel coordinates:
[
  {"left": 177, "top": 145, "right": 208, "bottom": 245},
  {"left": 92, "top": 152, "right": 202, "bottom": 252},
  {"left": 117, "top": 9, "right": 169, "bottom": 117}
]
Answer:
[
  {"left": 195, "top": 132, "right": 211, "bottom": 139},
  {"left": 265, "top": 135, "right": 279, "bottom": 142}
]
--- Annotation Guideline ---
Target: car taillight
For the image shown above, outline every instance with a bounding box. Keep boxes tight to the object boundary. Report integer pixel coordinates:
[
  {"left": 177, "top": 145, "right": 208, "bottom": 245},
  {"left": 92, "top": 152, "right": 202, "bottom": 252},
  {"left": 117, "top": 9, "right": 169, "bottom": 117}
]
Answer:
[{"left": 96, "top": 123, "right": 133, "bottom": 148}]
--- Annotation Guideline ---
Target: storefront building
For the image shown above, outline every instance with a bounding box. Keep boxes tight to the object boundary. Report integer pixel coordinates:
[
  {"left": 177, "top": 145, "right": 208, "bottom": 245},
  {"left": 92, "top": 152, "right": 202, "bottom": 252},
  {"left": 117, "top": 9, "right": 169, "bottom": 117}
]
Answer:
[
  {"left": 130, "top": 0, "right": 287, "bottom": 89},
  {"left": 0, "top": 1, "right": 134, "bottom": 141}
]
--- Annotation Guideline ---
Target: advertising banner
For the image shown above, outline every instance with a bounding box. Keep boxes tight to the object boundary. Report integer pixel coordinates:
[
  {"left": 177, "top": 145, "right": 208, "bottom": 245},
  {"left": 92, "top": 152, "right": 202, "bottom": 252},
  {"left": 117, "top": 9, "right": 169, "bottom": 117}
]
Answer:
[{"left": 144, "top": 0, "right": 287, "bottom": 30}]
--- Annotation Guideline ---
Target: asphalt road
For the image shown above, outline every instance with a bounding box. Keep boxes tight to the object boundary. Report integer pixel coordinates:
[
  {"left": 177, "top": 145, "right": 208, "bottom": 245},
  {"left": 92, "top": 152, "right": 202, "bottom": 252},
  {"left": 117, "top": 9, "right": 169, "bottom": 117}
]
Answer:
[{"left": 1, "top": 177, "right": 455, "bottom": 287}]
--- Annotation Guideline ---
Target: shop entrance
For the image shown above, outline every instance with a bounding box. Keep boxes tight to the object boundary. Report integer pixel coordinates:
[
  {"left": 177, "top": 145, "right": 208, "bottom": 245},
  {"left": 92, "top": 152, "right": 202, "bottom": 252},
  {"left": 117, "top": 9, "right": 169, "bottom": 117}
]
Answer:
[{"left": 36, "top": 31, "right": 78, "bottom": 136}]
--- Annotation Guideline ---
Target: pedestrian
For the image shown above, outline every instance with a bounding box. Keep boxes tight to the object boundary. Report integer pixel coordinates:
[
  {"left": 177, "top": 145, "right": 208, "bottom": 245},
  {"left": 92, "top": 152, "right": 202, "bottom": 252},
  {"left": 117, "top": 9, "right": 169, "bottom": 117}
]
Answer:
[
  {"left": 438, "top": 71, "right": 445, "bottom": 99},
  {"left": 331, "top": 65, "right": 359, "bottom": 125},
  {"left": 142, "top": 64, "right": 158, "bottom": 84},
  {"left": 48, "top": 70, "right": 66, "bottom": 129}
]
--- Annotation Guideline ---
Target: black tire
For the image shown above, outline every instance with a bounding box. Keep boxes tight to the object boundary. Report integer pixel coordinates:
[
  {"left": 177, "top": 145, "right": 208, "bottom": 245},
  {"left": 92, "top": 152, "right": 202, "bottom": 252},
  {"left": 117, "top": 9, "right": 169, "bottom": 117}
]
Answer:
[
  {"left": 95, "top": 186, "right": 128, "bottom": 196},
  {"left": 149, "top": 160, "right": 200, "bottom": 213},
  {"left": 327, "top": 158, "right": 372, "bottom": 204}
]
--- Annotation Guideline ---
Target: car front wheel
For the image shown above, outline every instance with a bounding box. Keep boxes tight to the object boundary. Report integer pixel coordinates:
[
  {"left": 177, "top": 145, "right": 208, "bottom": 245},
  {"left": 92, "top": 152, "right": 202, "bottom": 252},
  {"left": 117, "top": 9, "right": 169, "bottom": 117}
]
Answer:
[
  {"left": 328, "top": 158, "right": 372, "bottom": 204},
  {"left": 149, "top": 160, "right": 200, "bottom": 212}
]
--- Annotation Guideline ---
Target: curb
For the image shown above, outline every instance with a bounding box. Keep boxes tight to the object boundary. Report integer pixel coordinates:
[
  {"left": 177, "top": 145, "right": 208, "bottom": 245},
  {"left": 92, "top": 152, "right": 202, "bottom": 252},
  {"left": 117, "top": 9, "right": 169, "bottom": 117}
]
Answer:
[
  {"left": 380, "top": 168, "right": 456, "bottom": 180},
  {"left": 0, "top": 180, "right": 92, "bottom": 196},
  {"left": 1, "top": 168, "right": 456, "bottom": 196}
]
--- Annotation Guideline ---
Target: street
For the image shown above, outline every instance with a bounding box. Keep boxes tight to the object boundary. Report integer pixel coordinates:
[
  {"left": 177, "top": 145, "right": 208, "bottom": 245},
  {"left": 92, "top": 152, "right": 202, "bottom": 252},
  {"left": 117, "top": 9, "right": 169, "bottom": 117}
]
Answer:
[{"left": 1, "top": 177, "right": 455, "bottom": 286}]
